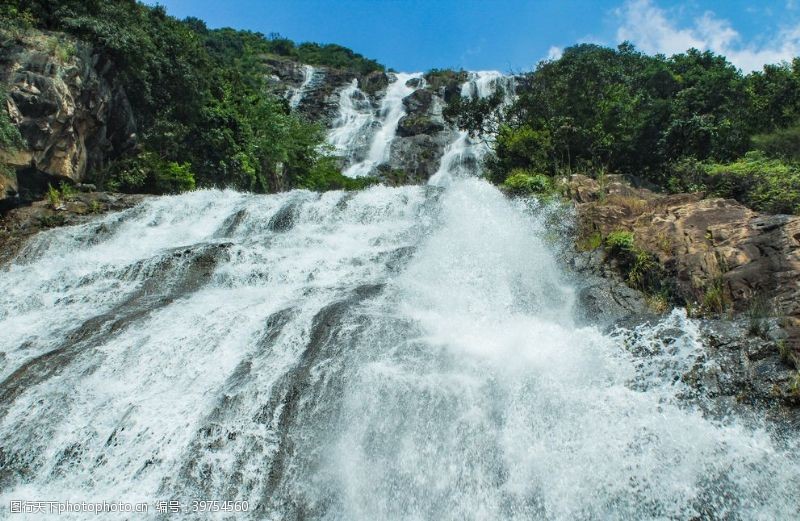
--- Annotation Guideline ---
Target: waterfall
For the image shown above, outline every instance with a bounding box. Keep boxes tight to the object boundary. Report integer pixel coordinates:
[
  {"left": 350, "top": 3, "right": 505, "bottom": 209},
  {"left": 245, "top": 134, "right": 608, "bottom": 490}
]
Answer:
[
  {"left": 430, "top": 71, "right": 514, "bottom": 186},
  {"left": 1, "top": 181, "right": 799, "bottom": 519},
  {"left": 288, "top": 65, "right": 319, "bottom": 110},
  {"left": 327, "top": 79, "right": 376, "bottom": 164},
  {"left": 1, "top": 65, "right": 799, "bottom": 519},
  {"left": 341, "top": 72, "right": 424, "bottom": 178}
]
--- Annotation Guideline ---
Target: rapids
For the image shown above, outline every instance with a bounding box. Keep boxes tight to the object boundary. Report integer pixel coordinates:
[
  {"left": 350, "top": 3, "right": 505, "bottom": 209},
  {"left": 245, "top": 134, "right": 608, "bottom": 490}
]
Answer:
[{"left": 0, "top": 70, "right": 798, "bottom": 521}]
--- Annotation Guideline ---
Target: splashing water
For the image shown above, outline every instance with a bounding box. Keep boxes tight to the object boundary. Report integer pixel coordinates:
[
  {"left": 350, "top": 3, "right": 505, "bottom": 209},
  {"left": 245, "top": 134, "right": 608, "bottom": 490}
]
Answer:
[
  {"left": 344, "top": 72, "right": 423, "bottom": 178},
  {"left": 0, "top": 178, "right": 798, "bottom": 520},
  {"left": 1, "top": 64, "right": 799, "bottom": 519}
]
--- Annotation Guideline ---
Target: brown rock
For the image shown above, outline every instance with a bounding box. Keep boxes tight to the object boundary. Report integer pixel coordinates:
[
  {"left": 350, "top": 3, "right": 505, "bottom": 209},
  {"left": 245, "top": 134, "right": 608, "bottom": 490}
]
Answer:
[
  {"left": 0, "top": 30, "right": 136, "bottom": 206},
  {"left": 570, "top": 174, "right": 800, "bottom": 363}
]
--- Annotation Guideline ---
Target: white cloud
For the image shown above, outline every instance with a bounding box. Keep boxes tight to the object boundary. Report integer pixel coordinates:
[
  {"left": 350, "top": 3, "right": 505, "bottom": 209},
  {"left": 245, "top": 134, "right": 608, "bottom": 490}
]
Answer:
[
  {"left": 615, "top": 0, "right": 800, "bottom": 72},
  {"left": 547, "top": 46, "right": 563, "bottom": 60}
]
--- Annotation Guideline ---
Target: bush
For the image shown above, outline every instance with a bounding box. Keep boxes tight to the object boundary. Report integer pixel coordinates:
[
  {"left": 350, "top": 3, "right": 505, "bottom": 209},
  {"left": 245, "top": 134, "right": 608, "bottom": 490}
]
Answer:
[
  {"left": 292, "top": 157, "right": 377, "bottom": 192},
  {"left": 603, "top": 230, "right": 668, "bottom": 296},
  {"left": 751, "top": 123, "right": 800, "bottom": 161},
  {"left": 604, "top": 230, "right": 635, "bottom": 253},
  {"left": 152, "top": 160, "right": 195, "bottom": 194},
  {"left": 0, "top": 95, "right": 23, "bottom": 150},
  {"left": 501, "top": 169, "right": 553, "bottom": 195},
  {"left": 103, "top": 152, "right": 195, "bottom": 195},
  {"left": 46, "top": 183, "right": 61, "bottom": 208},
  {"left": 704, "top": 151, "right": 800, "bottom": 214}
]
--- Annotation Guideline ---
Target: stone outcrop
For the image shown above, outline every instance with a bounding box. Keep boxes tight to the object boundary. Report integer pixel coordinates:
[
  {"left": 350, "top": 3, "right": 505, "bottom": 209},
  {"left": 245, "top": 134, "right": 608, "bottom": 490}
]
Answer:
[
  {"left": 1, "top": 30, "right": 136, "bottom": 208},
  {"left": 0, "top": 190, "right": 146, "bottom": 265},
  {"left": 568, "top": 174, "right": 800, "bottom": 366}
]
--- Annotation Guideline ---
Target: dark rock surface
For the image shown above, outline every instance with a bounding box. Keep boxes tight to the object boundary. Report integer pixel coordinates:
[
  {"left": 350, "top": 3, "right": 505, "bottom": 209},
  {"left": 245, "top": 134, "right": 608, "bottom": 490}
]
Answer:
[
  {"left": 0, "top": 190, "right": 146, "bottom": 265},
  {"left": 567, "top": 242, "right": 800, "bottom": 419}
]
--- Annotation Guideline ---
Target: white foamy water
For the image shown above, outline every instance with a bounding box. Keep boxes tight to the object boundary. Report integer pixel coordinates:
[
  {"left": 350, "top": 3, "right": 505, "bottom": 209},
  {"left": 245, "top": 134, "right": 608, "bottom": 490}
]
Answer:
[
  {"left": 288, "top": 65, "right": 320, "bottom": 110},
  {"left": 430, "top": 71, "right": 514, "bottom": 186},
  {"left": 1, "top": 67, "right": 799, "bottom": 520},
  {"left": 0, "top": 179, "right": 798, "bottom": 520},
  {"left": 335, "top": 72, "right": 423, "bottom": 178}
]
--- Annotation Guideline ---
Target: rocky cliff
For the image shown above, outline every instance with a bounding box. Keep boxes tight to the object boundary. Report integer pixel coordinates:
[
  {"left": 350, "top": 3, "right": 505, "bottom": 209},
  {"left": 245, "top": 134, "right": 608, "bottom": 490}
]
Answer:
[
  {"left": 568, "top": 174, "right": 800, "bottom": 371},
  {"left": 264, "top": 59, "right": 474, "bottom": 184},
  {"left": 0, "top": 30, "right": 136, "bottom": 209}
]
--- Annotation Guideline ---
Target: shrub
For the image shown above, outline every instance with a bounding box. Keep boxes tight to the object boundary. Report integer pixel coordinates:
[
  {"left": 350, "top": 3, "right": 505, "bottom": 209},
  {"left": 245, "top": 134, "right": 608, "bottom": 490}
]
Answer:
[
  {"left": 751, "top": 124, "right": 800, "bottom": 162},
  {"left": 604, "top": 230, "right": 635, "bottom": 253},
  {"left": 151, "top": 160, "right": 195, "bottom": 194},
  {"left": 293, "top": 156, "right": 377, "bottom": 192},
  {"left": 577, "top": 231, "right": 603, "bottom": 251},
  {"left": 604, "top": 230, "right": 669, "bottom": 297},
  {"left": 46, "top": 184, "right": 61, "bottom": 208},
  {"left": 58, "top": 181, "right": 76, "bottom": 199},
  {"left": 502, "top": 169, "right": 553, "bottom": 195},
  {"left": 102, "top": 152, "right": 194, "bottom": 195},
  {"left": 701, "top": 278, "right": 727, "bottom": 314},
  {"left": 704, "top": 151, "right": 800, "bottom": 214},
  {"left": 746, "top": 295, "right": 772, "bottom": 337},
  {"left": 778, "top": 340, "right": 794, "bottom": 367},
  {"left": 0, "top": 94, "right": 23, "bottom": 150}
]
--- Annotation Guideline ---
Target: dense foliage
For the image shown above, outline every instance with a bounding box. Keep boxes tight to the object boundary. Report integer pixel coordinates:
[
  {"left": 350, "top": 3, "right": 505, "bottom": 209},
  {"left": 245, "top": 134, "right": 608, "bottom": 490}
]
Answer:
[
  {"left": 0, "top": 0, "right": 383, "bottom": 194},
  {"left": 448, "top": 43, "right": 800, "bottom": 214},
  {"left": 0, "top": 90, "right": 22, "bottom": 151}
]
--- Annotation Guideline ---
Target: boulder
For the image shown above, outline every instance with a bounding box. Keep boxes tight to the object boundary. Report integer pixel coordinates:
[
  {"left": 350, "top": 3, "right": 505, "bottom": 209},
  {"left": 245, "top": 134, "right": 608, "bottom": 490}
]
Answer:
[
  {"left": 396, "top": 114, "right": 444, "bottom": 137},
  {"left": 402, "top": 88, "right": 434, "bottom": 114},
  {"left": 384, "top": 134, "right": 448, "bottom": 184},
  {"left": 569, "top": 174, "right": 800, "bottom": 364},
  {"left": 360, "top": 70, "right": 389, "bottom": 95}
]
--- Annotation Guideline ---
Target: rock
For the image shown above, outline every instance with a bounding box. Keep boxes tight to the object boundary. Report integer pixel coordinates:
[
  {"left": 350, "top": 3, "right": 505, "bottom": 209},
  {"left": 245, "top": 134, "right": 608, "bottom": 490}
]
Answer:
[
  {"left": 569, "top": 173, "right": 800, "bottom": 364},
  {"left": 405, "top": 77, "right": 424, "bottom": 89},
  {"left": 360, "top": 71, "right": 389, "bottom": 95},
  {"left": 0, "top": 191, "right": 146, "bottom": 265},
  {"left": 385, "top": 134, "right": 449, "bottom": 183},
  {"left": 691, "top": 319, "right": 800, "bottom": 411},
  {"left": 0, "top": 31, "right": 136, "bottom": 208},
  {"left": 402, "top": 88, "right": 434, "bottom": 114},
  {"left": 567, "top": 249, "right": 651, "bottom": 326},
  {"left": 423, "top": 69, "right": 468, "bottom": 102},
  {"left": 396, "top": 114, "right": 444, "bottom": 137}
]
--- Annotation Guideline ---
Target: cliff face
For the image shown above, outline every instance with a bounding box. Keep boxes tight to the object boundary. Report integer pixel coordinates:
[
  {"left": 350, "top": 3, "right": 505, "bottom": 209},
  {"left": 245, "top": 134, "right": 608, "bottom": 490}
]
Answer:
[
  {"left": 0, "top": 31, "right": 136, "bottom": 208},
  {"left": 568, "top": 174, "right": 800, "bottom": 368},
  {"left": 264, "top": 59, "right": 471, "bottom": 184}
]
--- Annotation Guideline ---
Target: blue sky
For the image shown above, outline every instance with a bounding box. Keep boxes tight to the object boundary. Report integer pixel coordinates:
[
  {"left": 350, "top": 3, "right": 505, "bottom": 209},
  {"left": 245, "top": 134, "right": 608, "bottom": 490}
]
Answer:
[{"left": 146, "top": 0, "right": 800, "bottom": 72}]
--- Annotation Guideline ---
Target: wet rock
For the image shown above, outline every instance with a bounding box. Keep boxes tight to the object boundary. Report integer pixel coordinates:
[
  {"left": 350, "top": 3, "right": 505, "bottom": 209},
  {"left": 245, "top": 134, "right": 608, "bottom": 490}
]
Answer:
[
  {"left": 396, "top": 114, "right": 444, "bottom": 137},
  {"left": 360, "top": 70, "right": 389, "bottom": 95},
  {"left": 567, "top": 249, "right": 650, "bottom": 326},
  {"left": 0, "top": 191, "right": 146, "bottom": 265},
  {"left": 385, "top": 134, "right": 448, "bottom": 183},
  {"left": 423, "top": 69, "right": 469, "bottom": 102},
  {"left": 402, "top": 88, "right": 434, "bottom": 114},
  {"left": 569, "top": 174, "right": 800, "bottom": 365},
  {"left": 690, "top": 319, "right": 800, "bottom": 411}
]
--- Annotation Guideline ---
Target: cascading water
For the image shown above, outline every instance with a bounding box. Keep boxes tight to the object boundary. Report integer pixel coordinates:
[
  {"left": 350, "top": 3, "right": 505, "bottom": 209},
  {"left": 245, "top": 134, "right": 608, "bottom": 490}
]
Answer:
[
  {"left": 288, "top": 65, "right": 320, "bottom": 110},
  {"left": 1, "top": 68, "right": 799, "bottom": 520},
  {"left": 340, "top": 72, "right": 424, "bottom": 178},
  {"left": 326, "top": 79, "right": 376, "bottom": 165},
  {"left": 430, "top": 71, "right": 514, "bottom": 186}
]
